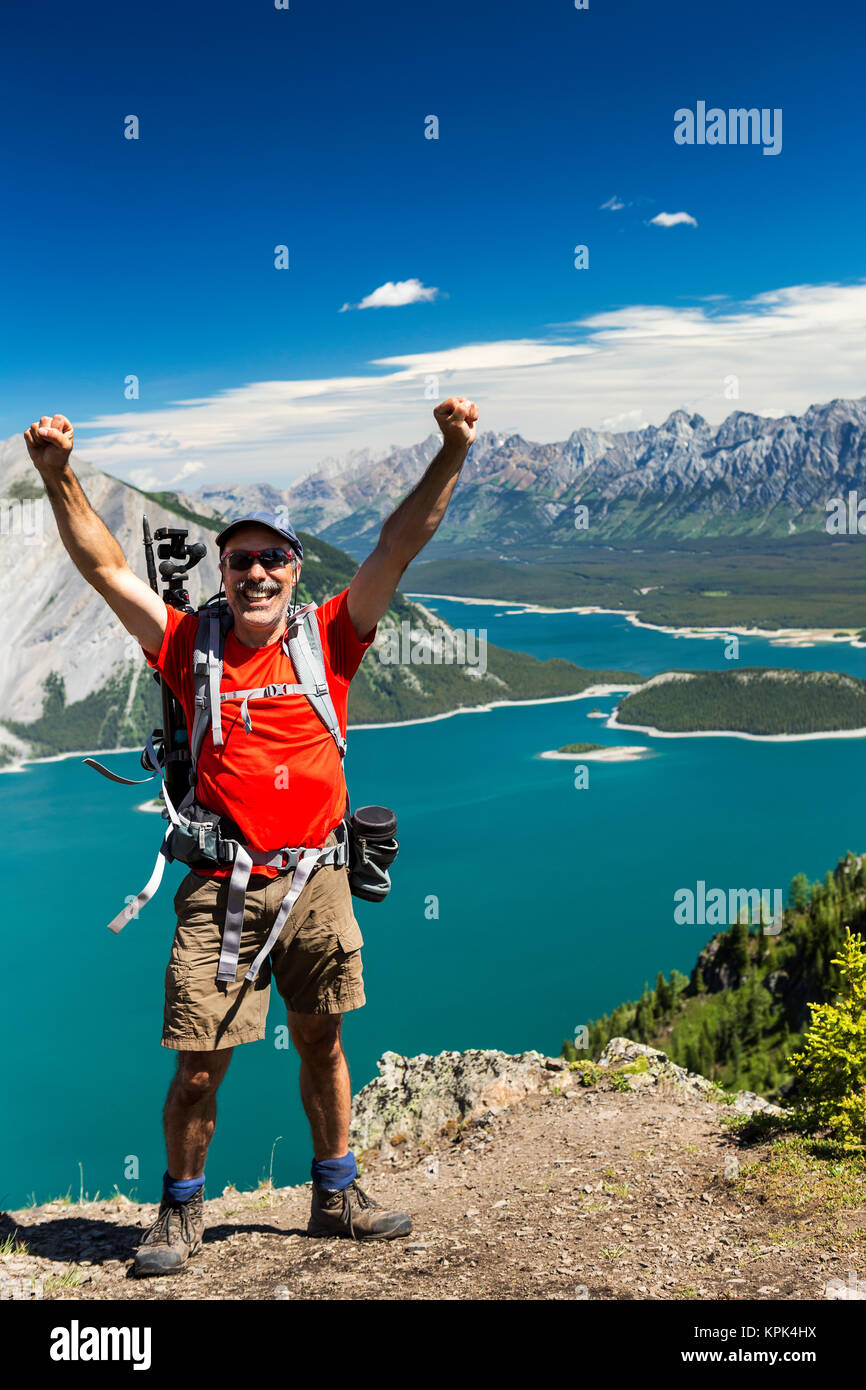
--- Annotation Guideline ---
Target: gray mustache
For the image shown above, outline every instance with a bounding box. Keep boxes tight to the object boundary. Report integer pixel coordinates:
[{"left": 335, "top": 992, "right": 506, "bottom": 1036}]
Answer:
[{"left": 238, "top": 583, "right": 280, "bottom": 598}]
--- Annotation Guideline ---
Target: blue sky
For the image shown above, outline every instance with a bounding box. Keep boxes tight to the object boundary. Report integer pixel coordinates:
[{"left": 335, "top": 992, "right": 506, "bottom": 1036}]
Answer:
[{"left": 2, "top": 0, "right": 864, "bottom": 484}]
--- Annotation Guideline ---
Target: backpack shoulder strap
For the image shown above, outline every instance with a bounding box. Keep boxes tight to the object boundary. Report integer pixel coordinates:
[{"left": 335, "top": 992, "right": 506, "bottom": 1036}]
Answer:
[
  {"left": 191, "top": 600, "right": 234, "bottom": 761},
  {"left": 284, "top": 604, "right": 347, "bottom": 759},
  {"left": 190, "top": 599, "right": 347, "bottom": 763}
]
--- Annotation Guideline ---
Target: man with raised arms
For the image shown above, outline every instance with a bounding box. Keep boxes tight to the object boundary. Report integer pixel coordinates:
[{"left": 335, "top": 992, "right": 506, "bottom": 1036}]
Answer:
[{"left": 24, "top": 395, "right": 478, "bottom": 1273}]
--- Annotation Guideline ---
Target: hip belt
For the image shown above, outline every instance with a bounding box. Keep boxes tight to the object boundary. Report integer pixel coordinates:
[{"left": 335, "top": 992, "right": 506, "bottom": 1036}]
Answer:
[
  {"left": 217, "top": 825, "right": 348, "bottom": 985},
  {"left": 104, "top": 780, "right": 349, "bottom": 985}
]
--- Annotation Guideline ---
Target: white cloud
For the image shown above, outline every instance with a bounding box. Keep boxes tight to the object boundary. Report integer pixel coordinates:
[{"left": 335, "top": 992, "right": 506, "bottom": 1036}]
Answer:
[
  {"left": 128, "top": 458, "right": 205, "bottom": 491},
  {"left": 72, "top": 280, "right": 866, "bottom": 484},
  {"left": 173, "top": 460, "right": 206, "bottom": 482},
  {"left": 372, "top": 339, "right": 592, "bottom": 373},
  {"left": 339, "top": 278, "right": 439, "bottom": 312},
  {"left": 129, "top": 468, "right": 161, "bottom": 491},
  {"left": 600, "top": 196, "right": 625, "bottom": 211},
  {"left": 600, "top": 408, "right": 649, "bottom": 432},
  {"left": 650, "top": 210, "right": 698, "bottom": 227}
]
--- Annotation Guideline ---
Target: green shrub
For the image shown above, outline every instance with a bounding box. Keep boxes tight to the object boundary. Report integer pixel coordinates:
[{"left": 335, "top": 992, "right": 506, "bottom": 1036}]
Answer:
[
  {"left": 609, "top": 1071, "right": 633, "bottom": 1092},
  {"left": 788, "top": 928, "right": 866, "bottom": 1149},
  {"left": 570, "top": 1062, "right": 603, "bottom": 1086}
]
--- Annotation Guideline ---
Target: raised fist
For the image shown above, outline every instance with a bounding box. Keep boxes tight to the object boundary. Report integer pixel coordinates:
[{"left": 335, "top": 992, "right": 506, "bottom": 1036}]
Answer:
[
  {"left": 434, "top": 396, "right": 478, "bottom": 449},
  {"left": 24, "top": 414, "right": 74, "bottom": 475}
]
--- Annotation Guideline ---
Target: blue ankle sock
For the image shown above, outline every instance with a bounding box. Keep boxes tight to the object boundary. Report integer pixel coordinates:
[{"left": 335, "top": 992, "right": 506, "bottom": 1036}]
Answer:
[
  {"left": 311, "top": 1152, "right": 357, "bottom": 1191},
  {"left": 163, "top": 1170, "right": 205, "bottom": 1204}
]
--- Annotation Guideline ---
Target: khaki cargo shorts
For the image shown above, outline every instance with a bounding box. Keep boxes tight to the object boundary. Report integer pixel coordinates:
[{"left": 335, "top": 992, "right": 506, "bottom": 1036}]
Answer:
[{"left": 162, "top": 831, "right": 365, "bottom": 1051}]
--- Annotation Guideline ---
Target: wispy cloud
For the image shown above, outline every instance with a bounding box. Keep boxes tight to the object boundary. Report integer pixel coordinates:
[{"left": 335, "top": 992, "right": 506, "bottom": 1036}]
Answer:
[
  {"left": 129, "top": 468, "right": 162, "bottom": 490},
  {"left": 174, "top": 460, "right": 206, "bottom": 481},
  {"left": 71, "top": 281, "right": 866, "bottom": 483},
  {"left": 339, "top": 278, "right": 439, "bottom": 312},
  {"left": 129, "top": 459, "right": 206, "bottom": 491},
  {"left": 600, "top": 408, "right": 648, "bottom": 432},
  {"left": 650, "top": 210, "right": 698, "bottom": 227},
  {"left": 372, "top": 340, "right": 591, "bottom": 372},
  {"left": 600, "top": 195, "right": 625, "bottom": 211}
]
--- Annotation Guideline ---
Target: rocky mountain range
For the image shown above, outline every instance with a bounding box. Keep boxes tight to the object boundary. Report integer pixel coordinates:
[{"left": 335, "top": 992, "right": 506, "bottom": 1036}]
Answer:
[{"left": 185, "top": 396, "right": 866, "bottom": 555}]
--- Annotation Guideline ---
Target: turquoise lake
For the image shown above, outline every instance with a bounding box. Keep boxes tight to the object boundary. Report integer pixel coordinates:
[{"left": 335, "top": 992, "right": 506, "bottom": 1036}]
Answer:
[{"left": 3, "top": 601, "right": 866, "bottom": 1209}]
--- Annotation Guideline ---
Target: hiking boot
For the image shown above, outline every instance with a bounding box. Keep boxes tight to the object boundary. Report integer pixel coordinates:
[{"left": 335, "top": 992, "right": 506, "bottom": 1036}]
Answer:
[
  {"left": 133, "top": 1189, "right": 204, "bottom": 1276},
  {"left": 308, "top": 1180, "right": 412, "bottom": 1241}
]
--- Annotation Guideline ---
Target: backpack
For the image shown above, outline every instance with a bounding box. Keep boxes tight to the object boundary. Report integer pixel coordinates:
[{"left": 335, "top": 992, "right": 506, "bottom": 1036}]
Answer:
[{"left": 86, "top": 599, "right": 351, "bottom": 983}]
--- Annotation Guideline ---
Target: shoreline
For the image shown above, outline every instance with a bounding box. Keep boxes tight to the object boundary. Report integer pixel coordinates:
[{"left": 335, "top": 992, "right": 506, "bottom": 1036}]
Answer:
[
  {"left": 407, "top": 592, "right": 866, "bottom": 649},
  {"left": 0, "top": 687, "right": 635, "bottom": 775},
  {"left": 607, "top": 715, "right": 866, "bottom": 744},
  {"left": 0, "top": 743, "right": 148, "bottom": 778},
  {"left": 347, "top": 685, "right": 636, "bottom": 732}
]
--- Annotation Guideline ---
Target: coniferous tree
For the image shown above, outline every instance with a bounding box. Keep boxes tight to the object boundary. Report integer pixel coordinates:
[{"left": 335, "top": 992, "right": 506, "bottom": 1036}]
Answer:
[
  {"left": 788, "top": 872, "right": 811, "bottom": 912},
  {"left": 656, "top": 971, "right": 673, "bottom": 1013},
  {"left": 730, "top": 919, "right": 750, "bottom": 977}
]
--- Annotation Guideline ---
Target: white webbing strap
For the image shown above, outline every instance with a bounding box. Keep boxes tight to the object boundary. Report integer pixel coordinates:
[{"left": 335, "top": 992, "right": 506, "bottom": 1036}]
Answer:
[
  {"left": 229, "top": 681, "right": 316, "bottom": 735},
  {"left": 83, "top": 731, "right": 162, "bottom": 786},
  {"left": 217, "top": 831, "right": 350, "bottom": 983},
  {"left": 105, "top": 827, "right": 172, "bottom": 934},
  {"left": 216, "top": 843, "right": 254, "bottom": 983},
  {"left": 208, "top": 609, "right": 224, "bottom": 748},
  {"left": 160, "top": 778, "right": 184, "bottom": 827},
  {"left": 244, "top": 832, "right": 348, "bottom": 983},
  {"left": 104, "top": 773, "right": 181, "bottom": 933},
  {"left": 243, "top": 850, "right": 322, "bottom": 984},
  {"left": 286, "top": 616, "right": 346, "bottom": 758},
  {"left": 83, "top": 758, "right": 153, "bottom": 787}
]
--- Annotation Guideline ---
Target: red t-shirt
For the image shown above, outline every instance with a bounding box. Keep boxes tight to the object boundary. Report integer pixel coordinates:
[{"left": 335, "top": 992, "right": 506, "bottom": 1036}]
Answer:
[{"left": 142, "top": 589, "right": 375, "bottom": 877}]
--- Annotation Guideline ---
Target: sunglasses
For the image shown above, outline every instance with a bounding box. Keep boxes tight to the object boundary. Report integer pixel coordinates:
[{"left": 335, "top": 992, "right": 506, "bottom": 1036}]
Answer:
[{"left": 221, "top": 547, "right": 294, "bottom": 572}]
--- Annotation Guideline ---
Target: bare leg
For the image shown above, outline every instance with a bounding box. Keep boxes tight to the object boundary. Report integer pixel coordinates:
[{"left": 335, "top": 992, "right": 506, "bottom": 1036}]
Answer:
[
  {"left": 287, "top": 1013, "right": 350, "bottom": 1160},
  {"left": 163, "top": 1048, "right": 234, "bottom": 1179}
]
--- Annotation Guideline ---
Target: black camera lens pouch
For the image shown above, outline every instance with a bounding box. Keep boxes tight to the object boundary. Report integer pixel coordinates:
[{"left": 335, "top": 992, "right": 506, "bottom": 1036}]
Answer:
[{"left": 346, "top": 804, "right": 399, "bottom": 902}]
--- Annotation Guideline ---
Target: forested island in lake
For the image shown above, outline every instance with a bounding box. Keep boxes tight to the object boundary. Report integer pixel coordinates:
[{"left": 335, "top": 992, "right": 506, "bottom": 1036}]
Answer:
[{"left": 612, "top": 668, "right": 866, "bottom": 737}]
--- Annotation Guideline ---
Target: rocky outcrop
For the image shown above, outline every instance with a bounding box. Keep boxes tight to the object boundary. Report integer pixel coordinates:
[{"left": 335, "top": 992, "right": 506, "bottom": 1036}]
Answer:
[
  {"left": 349, "top": 1038, "right": 784, "bottom": 1152},
  {"left": 598, "top": 1038, "right": 783, "bottom": 1116},
  {"left": 349, "top": 1048, "right": 555, "bottom": 1152},
  {"left": 690, "top": 933, "right": 743, "bottom": 994}
]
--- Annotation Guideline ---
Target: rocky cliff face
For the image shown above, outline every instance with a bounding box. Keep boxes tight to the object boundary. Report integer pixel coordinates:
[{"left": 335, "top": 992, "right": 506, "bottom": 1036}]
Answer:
[
  {"left": 0, "top": 439, "right": 222, "bottom": 748},
  {"left": 348, "top": 1038, "right": 782, "bottom": 1154},
  {"left": 187, "top": 396, "right": 866, "bottom": 551}
]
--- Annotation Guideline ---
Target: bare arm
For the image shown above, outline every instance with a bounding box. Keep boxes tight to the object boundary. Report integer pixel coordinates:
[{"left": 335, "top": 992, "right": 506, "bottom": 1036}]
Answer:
[
  {"left": 24, "top": 414, "right": 167, "bottom": 654},
  {"left": 347, "top": 396, "right": 478, "bottom": 639}
]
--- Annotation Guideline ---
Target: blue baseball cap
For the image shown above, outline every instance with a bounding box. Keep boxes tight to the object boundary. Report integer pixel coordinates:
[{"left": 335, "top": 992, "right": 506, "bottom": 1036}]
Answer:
[{"left": 215, "top": 510, "right": 304, "bottom": 562}]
